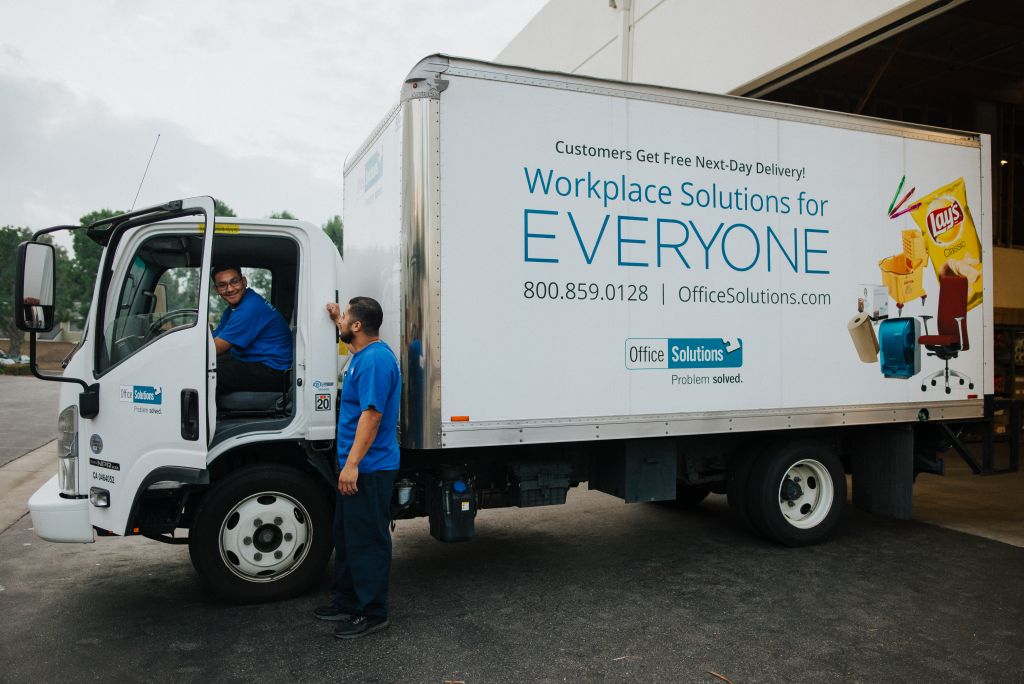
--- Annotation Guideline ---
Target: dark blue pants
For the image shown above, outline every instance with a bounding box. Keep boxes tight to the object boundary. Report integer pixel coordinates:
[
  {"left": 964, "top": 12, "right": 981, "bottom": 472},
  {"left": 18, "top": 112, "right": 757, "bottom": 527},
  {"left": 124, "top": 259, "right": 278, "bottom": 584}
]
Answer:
[
  {"left": 215, "top": 352, "right": 288, "bottom": 395},
  {"left": 331, "top": 469, "right": 397, "bottom": 618}
]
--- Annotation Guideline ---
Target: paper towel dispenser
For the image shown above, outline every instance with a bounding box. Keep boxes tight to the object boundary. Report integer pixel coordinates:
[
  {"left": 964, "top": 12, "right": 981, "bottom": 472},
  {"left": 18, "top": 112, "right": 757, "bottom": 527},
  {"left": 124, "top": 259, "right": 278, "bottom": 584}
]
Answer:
[{"left": 878, "top": 318, "right": 921, "bottom": 379}]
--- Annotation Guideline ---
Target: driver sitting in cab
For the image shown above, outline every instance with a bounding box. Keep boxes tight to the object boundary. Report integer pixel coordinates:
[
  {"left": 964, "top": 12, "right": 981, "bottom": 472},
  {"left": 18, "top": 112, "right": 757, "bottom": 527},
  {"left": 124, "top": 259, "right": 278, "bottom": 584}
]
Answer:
[{"left": 211, "top": 265, "right": 292, "bottom": 396}]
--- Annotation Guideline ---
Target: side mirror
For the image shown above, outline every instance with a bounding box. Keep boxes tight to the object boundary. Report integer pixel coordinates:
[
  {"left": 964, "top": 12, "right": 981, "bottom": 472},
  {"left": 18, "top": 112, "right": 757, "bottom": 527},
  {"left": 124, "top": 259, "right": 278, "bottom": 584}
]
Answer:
[{"left": 15, "top": 241, "right": 57, "bottom": 333}]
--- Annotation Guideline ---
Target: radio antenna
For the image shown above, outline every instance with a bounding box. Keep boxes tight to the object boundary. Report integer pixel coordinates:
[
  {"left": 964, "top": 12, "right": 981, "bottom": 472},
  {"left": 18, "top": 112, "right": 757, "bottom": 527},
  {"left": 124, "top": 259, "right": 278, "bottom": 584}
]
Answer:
[{"left": 130, "top": 133, "right": 161, "bottom": 210}]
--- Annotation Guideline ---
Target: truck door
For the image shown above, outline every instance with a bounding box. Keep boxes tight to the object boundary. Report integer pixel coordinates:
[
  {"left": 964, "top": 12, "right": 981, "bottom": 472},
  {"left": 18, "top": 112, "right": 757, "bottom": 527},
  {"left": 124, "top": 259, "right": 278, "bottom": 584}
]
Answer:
[{"left": 84, "top": 197, "right": 216, "bottom": 534}]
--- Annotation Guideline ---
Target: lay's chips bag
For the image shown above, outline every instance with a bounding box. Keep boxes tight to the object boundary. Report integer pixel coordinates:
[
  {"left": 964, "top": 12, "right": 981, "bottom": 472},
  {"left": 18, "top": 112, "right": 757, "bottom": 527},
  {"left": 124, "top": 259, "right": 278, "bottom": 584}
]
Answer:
[{"left": 911, "top": 177, "right": 982, "bottom": 311}]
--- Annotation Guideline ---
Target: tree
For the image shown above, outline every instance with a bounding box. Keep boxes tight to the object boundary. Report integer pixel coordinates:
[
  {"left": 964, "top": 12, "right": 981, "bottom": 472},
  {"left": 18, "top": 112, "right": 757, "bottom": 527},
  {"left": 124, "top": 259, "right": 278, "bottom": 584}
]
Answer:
[
  {"left": 269, "top": 210, "right": 297, "bottom": 220},
  {"left": 0, "top": 227, "right": 72, "bottom": 355},
  {"left": 0, "top": 226, "right": 34, "bottom": 355},
  {"left": 322, "top": 215, "right": 343, "bottom": 257},
  {"left": 52, "top": 242, "right": 74, "bottom": 331},
  {"left": 215, "top": 199, "right": 236, "bottom": 217},
  {"left": 241, "top": 268, "right": 271, "bottom": 310},
  {"left": 67, "top": 209, "right": 122, "bottom": 328}
]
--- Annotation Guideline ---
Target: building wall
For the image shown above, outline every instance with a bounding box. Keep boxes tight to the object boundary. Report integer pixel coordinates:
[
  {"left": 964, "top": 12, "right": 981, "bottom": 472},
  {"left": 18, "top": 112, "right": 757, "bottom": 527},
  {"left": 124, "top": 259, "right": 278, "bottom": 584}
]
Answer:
[
  {"left": 499, "top": 0, "right": 941, "bottom": 94},
  {"left": 995, "top": 247, "right": 1024, "bottom": 314},
  {"left": 499, "top": 0, "right": 623, "bottom": 78}
]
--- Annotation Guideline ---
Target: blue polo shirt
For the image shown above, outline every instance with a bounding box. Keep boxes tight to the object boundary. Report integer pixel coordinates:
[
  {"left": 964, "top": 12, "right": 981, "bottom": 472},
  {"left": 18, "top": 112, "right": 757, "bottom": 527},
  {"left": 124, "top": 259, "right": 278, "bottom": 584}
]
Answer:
[
  {"left": 212, "top": 288, "right": 292, "bottom": 370},
  {"left": 337, "top": 341, "right": 401, "bottom": 472}
]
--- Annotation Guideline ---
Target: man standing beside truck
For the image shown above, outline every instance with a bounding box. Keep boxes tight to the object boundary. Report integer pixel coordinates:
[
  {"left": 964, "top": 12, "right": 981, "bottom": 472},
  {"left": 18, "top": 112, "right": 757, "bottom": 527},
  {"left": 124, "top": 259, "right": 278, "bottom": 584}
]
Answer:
[
  {"left": 316, "top": 297, "right": 401, "bottom": 639},
  {"left": 210, "top": 265, "right": 292, "bottom": 395}
]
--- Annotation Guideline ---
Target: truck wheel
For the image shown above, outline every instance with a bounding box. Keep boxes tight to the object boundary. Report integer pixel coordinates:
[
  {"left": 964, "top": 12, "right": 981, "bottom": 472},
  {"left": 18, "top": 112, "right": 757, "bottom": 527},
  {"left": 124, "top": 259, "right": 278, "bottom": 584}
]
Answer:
[
  {"left": 745, "top": 441, "right": 846, "bottom": 547},
  {"left": 189, "top": 465, "right": 333, "bottom": 603}
]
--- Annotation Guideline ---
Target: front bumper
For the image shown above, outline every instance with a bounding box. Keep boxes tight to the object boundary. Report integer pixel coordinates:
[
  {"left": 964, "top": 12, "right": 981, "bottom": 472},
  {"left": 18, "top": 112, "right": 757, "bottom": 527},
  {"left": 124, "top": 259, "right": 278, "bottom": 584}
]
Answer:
[{"left": 28, "top": 475, "right": 94, "bottom": 543}]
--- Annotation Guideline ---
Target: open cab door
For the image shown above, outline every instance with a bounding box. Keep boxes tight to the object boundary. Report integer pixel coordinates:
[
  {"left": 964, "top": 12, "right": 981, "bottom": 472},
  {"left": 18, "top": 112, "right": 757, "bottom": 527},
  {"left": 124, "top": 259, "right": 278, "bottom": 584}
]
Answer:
[{"left": 80, "top": 196, "right": 218, "bottom": 535}]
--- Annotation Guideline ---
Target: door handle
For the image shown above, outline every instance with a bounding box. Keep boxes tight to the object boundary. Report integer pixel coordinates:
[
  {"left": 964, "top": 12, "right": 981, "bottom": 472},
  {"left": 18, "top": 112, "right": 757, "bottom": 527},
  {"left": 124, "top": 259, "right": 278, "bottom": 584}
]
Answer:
[{"left": 181, "top": 389, "right": 199, "bottom": 441}]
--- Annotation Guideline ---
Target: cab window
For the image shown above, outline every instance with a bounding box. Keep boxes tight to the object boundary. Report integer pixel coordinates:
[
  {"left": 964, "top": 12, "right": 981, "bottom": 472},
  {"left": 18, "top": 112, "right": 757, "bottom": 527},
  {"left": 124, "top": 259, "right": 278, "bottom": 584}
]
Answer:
[{"left": 97, "top": 234, "right": 203, "bottom": 373}]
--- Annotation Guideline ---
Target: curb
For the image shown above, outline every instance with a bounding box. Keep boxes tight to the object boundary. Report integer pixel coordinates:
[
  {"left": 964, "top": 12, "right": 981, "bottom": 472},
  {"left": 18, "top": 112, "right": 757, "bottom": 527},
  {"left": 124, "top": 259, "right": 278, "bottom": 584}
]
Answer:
[{"left": 0, "top": 440, "right": 56, "bottom": 535}]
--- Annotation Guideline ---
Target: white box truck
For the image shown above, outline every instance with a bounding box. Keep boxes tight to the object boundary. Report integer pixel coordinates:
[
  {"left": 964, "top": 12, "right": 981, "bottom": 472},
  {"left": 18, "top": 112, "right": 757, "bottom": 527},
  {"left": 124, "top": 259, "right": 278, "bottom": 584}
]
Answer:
[{"left": 17, "top": 56, "right": 993, "bottom": 602}]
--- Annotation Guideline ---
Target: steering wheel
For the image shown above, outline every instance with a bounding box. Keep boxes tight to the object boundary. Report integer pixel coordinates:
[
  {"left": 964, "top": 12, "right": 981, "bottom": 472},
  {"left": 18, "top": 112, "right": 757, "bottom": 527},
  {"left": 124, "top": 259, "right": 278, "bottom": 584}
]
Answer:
[{"left": 146, "top": 308, "right": 199, "bottom": 339}]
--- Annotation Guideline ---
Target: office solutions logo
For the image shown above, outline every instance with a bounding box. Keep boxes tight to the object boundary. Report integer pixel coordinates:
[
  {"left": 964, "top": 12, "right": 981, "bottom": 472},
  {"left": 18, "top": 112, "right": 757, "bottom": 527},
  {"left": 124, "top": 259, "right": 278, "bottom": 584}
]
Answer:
[
  {"left": 625, "top": 338, "right": 743, "bottom": 370},
  {"left": 119, "top": 385, "right": 163, "bottom": 404},
  {"left": 119, "top": 385, "right": 164, "bottom": 415}
]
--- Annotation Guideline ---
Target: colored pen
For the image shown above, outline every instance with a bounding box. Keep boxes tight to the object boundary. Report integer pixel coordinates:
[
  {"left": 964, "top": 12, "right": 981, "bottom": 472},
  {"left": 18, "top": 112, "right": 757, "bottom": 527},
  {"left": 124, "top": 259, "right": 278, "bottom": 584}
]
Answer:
[
  {"left": 887, "top": 175, "right": 906, "bottom": 215},
  {"left": 889, "top": 202, "right": 921, "bottom": 220},
  {"left": 889, "top": 187, "right": 915, "bottom": 217}
]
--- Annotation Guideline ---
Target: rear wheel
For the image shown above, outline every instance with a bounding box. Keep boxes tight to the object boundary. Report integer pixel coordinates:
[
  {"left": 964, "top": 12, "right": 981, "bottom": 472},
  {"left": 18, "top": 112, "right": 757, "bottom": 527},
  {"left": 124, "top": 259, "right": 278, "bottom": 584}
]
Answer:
[
  {"left": 189, "top": 465, "right": 333, "bottom": 603},
  {"left": 745, "top": 440, "right": 846, "bottom": 546}
]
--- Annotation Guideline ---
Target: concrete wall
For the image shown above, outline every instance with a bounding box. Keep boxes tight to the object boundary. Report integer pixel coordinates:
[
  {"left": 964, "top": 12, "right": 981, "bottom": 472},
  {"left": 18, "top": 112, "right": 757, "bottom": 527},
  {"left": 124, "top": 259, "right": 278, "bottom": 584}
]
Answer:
[{"left": 499, "top": 0, "right": 942, "bottom": 94}]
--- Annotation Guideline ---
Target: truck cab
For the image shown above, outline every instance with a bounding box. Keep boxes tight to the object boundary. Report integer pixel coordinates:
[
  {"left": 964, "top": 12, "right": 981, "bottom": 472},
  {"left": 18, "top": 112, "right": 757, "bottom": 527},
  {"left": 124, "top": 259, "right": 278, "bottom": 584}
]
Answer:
[{"left": 24, "top": 198, "right": 343, "bottom": 602}]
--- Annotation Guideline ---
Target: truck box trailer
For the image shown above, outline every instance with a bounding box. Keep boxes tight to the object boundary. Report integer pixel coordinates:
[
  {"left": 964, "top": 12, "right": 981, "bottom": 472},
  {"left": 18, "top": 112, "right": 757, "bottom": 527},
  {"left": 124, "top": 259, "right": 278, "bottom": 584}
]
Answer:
[{"left": 18, "top": 55, "right": 992, "bottom": 602}]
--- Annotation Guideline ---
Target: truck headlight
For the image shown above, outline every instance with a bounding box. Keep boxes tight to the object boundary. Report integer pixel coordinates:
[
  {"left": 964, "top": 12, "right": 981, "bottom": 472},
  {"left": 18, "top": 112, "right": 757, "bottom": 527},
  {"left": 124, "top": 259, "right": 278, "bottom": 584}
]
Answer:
[{"left": 57, "top": 406, "right": 80, "bottom": 497}]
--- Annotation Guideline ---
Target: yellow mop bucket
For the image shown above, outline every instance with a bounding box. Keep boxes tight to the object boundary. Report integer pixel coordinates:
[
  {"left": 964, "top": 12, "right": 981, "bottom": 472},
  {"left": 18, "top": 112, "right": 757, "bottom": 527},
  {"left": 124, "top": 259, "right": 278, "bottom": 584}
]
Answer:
[{"left": 879, "top": 254, "right": 926, "bottom": 310}]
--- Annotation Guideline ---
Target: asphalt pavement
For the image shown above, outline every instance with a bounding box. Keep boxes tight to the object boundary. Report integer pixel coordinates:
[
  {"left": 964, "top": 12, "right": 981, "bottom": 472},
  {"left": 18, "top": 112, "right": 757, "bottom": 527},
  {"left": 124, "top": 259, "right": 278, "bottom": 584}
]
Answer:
[
  {"left": 1, "top": 489, "right": 1022, "bottom": 682},
  {"left": 1, "top": 374, "right": 1021, "bottom": 681},
  {"left": 0, "top": 375, "right": 59, "bottom": 467}
]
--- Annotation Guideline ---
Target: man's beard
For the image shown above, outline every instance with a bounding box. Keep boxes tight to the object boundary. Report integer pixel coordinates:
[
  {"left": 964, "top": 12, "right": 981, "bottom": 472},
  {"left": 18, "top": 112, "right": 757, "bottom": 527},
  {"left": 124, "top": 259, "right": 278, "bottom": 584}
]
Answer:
[{"left": 339, "top": 329, "right": 355, "bottom": 344}]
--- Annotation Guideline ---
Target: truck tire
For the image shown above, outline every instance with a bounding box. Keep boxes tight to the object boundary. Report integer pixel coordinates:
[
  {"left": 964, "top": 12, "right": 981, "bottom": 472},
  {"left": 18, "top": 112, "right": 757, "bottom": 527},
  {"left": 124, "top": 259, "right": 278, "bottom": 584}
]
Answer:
[
  {"left": 745, "top": 440, "right": 846, "bottom": 547},
  {"left": 189, "top": 465, "right": 333, "bottom": 603}
]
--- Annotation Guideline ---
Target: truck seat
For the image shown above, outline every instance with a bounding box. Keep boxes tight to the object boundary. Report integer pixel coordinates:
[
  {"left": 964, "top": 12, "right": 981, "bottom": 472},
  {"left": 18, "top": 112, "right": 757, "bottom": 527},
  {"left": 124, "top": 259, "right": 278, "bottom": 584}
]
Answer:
[{"left": 218, "top": 368, "right": 294, "bottom": 416}]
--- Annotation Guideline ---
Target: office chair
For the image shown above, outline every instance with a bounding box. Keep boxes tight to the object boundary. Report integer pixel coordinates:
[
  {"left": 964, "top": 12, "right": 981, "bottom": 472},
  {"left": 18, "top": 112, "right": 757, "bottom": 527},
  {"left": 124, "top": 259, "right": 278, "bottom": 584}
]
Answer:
[{"left": 918, "top": 275, "right": 974, "bottom": 394}]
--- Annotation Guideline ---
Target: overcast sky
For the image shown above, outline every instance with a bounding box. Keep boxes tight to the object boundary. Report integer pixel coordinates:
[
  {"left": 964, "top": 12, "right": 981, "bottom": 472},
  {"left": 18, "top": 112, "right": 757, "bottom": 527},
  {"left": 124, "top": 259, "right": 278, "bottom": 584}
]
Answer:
[{"left": 0, "top": 0, "right": 546, "bottom": 246}]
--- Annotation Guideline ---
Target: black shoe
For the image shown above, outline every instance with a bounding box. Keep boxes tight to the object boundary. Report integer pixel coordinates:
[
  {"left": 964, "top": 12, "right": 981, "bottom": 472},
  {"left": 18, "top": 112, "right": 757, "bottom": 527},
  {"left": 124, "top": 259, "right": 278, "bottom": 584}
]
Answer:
[
  {"left": 333, "top": 615, "right": 390, "bottom": 639},
  {"left": 313, "top": 605, "right": 352, "bottom": 621}
]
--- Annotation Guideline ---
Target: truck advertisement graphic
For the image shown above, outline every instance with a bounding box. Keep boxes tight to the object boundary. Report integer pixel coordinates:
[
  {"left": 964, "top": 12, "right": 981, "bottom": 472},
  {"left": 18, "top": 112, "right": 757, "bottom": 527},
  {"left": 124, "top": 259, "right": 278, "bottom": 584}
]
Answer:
[{"left": 438, "top": 76, "right": 988, "bottom": 423}]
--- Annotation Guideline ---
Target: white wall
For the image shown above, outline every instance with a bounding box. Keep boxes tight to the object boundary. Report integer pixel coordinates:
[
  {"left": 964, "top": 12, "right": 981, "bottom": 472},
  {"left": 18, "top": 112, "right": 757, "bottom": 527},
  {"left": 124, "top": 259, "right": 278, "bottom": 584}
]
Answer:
[
  {"left": 499, "top": 0, "right": 944, "bottom": 95},
  {"left": 499, "top": 0, "right": 623, "bottom": 77}
]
